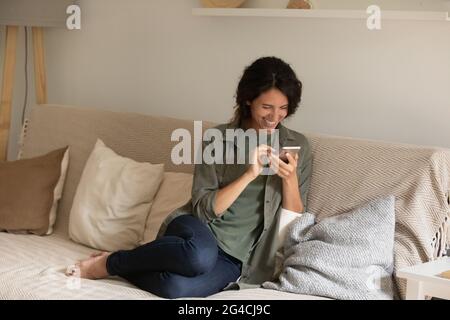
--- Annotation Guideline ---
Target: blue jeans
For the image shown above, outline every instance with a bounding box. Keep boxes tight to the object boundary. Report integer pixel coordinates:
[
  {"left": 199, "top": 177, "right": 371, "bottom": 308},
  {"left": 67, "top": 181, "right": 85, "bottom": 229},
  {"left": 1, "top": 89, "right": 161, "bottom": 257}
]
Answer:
[{"left": 106, "top": 215, "right": 242, "bottom": 299}]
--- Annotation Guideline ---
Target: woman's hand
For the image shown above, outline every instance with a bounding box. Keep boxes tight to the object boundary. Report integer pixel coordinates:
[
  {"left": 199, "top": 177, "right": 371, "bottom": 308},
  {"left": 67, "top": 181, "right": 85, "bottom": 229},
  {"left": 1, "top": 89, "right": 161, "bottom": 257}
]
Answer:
[
  {"left": 246, "top": 144, "right": 274, "bottom": 180},
  {"left": 270, "top": 152, "right": 299, "bottom": 181}
]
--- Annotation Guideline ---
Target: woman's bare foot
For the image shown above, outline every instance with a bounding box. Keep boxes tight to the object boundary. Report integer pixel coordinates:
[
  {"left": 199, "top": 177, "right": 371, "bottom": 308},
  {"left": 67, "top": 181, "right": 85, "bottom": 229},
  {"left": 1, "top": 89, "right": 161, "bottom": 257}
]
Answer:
[{"left": 66, "top": 252, "right": 111, "bottom": 279}]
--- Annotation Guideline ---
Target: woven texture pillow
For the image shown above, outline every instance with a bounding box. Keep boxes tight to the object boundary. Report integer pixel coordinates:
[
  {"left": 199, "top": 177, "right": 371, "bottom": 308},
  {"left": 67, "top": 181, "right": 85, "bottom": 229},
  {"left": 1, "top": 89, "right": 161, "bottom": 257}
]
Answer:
[
  {"left": 263, "top": 196, "right": 396, "bottom": 300},
  {"left": 0, "top": 147, "right": 69, "bottom": 235},
  {"left": 69, "top": 139, "right": 164, "bottom": 251}
]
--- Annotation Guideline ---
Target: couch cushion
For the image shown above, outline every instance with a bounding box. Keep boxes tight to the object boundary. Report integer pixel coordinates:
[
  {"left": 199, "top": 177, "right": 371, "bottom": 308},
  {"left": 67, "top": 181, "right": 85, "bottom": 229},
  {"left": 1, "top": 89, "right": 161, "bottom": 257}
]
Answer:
[
  {"left": 0, "top": 147, "right": 68, "bottom": 235},
  {"left": 263, "top": 196, "right": 396, "bottom": 300},
  {"left": 69, "top": 139, "right": 164, "bottom": 251},
  {"left": 0, "top": 232, "right": 323, "bottom": 300},
  {"left": 0, "top": 232, "right": 161, "bottom": 299},
  {"left": 142, "top": 172, "right": 193, "bottom": 244}
]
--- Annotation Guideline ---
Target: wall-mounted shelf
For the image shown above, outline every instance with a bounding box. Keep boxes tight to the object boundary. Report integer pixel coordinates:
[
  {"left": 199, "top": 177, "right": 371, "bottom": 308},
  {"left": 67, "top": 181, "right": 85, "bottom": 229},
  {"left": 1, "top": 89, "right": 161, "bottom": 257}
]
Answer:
[{"left": 192, "top": 8, "right": 450, "bottom": 21}]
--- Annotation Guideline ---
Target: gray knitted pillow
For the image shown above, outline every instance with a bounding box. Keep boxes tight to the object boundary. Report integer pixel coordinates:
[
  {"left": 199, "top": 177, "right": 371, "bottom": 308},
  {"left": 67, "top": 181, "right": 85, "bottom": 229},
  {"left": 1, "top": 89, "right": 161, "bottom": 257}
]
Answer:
[{"left": 263, "top": 196, "right": 395, "bottom": 300}]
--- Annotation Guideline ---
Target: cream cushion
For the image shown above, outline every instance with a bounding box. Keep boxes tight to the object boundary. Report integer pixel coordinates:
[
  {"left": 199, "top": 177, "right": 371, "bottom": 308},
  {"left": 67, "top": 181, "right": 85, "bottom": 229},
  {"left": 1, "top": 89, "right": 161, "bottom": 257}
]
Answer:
[
  {"left": 141, "top": 172, "right": 193, "bottom": 244},
  {"left": 69, "top": 139, "right": 164, "bottom": 251}
]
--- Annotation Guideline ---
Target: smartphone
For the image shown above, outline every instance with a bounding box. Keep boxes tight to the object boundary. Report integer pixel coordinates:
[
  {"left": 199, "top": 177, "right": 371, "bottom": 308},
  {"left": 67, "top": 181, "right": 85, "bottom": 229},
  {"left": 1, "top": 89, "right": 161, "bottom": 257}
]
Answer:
[{"left": 279, "top": 146, "right": 301, "bottom": 162}]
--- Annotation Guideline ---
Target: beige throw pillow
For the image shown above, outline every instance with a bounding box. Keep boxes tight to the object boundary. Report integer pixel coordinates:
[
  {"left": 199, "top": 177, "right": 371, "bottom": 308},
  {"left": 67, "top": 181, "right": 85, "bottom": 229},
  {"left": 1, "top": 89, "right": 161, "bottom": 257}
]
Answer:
[
  {"left": 0, "top": 147, "right": 69, "bottom": 235},
  {"left": 141, "top": 172, "right": 193, "bottom": 244},
  {"left": 69, "top": 139, "right": 164, "bottom": 251}
]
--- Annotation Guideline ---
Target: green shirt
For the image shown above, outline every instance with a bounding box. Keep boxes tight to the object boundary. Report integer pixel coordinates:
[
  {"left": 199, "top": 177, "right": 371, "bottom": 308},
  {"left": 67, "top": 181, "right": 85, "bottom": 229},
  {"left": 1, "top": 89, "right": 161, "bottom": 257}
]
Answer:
[
  {"left": 209, "top": 172, "right": 267, "bottom": 263},
  {"left": 209, "top": 133, "right": 270, "bottom": 263}
]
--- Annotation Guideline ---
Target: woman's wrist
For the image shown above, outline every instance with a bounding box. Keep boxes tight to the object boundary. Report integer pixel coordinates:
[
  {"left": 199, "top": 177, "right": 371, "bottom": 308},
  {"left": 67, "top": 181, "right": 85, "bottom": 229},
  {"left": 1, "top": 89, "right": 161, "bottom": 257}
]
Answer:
[
  {"left": 282, "top": 173, "right": 303, "bottom": 213},
  {"left": 282, "top": 173, "right": 298, "bottom": 185},
  {"left": 244, "top": 169, "right": 258, "bottom": 182}
]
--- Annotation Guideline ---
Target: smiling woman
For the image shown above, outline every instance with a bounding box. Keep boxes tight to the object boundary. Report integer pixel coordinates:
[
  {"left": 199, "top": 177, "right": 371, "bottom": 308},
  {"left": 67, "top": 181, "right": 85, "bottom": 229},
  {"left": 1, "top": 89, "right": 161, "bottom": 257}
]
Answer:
[
  {"left": 231, "top": 57, "right": 302, "bottom": 129},
  {"left": 243, "top": 88, "right": 289, "bottom": 132}
]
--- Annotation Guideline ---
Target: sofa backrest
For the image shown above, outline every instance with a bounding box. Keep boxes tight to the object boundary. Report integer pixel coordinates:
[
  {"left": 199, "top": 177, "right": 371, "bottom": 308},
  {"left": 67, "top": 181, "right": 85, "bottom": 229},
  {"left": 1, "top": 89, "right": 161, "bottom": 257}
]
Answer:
[{"left": 20, "top": 104, "right": 450, "bottom": 299}]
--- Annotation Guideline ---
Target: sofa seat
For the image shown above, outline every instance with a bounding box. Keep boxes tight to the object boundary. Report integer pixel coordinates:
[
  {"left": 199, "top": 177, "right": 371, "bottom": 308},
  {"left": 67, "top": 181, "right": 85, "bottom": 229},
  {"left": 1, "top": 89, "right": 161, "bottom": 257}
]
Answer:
[{"left": 0, "top": 232, "right": 325, "bottom": 300}]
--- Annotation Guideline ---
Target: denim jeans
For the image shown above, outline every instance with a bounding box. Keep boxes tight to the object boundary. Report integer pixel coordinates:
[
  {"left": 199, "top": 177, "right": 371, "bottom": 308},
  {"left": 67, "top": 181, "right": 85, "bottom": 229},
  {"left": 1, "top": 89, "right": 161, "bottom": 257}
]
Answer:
[{"left": 106, "top": 214, "right": 242, "bottom": 299}]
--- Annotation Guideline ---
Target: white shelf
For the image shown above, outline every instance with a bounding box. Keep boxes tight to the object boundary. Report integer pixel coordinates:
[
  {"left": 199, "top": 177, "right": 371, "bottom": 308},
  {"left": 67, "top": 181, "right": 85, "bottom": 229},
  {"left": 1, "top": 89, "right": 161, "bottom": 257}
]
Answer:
[{"left": 192, "top": 8, "right": 450, "bottom": 21}]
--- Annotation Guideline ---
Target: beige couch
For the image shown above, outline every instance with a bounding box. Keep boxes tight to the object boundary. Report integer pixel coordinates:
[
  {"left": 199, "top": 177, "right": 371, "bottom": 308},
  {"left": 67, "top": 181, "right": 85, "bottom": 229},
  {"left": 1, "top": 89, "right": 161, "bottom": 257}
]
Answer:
[{"left": 1, "top": 104, "right": 449, "bottom": 300}]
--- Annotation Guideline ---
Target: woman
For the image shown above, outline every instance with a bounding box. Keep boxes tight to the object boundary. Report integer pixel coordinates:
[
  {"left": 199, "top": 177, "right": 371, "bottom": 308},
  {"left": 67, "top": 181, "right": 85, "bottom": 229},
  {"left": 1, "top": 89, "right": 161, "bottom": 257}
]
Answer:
[{"left": 66, "top": 56, "right": 312, "bottom": 299}]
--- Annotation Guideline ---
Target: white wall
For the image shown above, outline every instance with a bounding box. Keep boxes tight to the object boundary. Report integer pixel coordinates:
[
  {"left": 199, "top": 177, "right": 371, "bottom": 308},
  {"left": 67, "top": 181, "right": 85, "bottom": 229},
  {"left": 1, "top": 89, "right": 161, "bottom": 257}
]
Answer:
[{"left": 2, "top": 0, "right": 450, "bottom": 160}]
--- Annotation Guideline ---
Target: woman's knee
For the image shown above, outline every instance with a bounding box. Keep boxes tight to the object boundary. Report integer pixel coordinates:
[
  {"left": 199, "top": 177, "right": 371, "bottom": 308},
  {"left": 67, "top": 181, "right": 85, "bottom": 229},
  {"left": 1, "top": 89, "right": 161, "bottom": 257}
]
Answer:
[
  {"left": 169, "top": 215, "right": 218, "bottom": 273},
  {"left": 167, "top": 215, "right": 214, "bottom": 242}
]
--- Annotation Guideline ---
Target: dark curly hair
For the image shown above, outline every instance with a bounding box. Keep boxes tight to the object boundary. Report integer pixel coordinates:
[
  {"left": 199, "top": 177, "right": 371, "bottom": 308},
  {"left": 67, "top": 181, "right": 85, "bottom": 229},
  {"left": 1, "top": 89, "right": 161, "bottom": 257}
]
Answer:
[{"left": 231, "top": 56, "right": 302, "bottom": 126}]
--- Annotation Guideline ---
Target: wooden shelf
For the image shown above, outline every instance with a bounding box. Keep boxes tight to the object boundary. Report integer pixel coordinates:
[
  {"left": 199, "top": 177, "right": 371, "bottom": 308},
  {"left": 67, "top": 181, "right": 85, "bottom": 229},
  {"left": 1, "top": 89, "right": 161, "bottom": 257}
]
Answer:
[{"left": 192, "top": 8, "right": 450, "bottom": 21}]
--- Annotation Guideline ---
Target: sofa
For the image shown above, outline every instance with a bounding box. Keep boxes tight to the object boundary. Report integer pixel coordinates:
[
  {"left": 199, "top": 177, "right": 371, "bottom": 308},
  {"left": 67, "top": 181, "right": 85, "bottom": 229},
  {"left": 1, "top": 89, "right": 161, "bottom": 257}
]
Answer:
[{"left": 0, "top": 104, "right": 449, "bottom": 300}]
